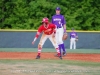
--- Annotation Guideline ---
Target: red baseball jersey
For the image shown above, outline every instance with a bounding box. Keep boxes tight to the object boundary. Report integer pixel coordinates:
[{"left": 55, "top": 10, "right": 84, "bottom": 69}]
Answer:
[{"left": 37, "top": 23, "right": 56, "bottom": 35}]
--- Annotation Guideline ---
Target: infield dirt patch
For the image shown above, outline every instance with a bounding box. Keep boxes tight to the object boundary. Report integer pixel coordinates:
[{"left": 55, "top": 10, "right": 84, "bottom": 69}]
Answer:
[{"left": 0, "top": 52, "right": 100, "bottom": 62}]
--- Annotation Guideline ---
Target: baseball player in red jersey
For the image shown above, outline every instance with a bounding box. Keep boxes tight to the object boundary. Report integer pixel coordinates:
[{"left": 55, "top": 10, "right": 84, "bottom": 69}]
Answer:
[{"left": 32, "top": 17, "right": 62, "bottom": 59}]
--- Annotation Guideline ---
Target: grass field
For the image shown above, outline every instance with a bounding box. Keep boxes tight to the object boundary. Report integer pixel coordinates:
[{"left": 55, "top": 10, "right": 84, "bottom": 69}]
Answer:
[
  {"left": 0, "top": 48, "right": 100, "bottom": 53},
  {"left": 0, "top": 59, "right": 100, "bottom": 75},
  {"left": 0, "top": 48, "right": 100, "bottom": 75}
]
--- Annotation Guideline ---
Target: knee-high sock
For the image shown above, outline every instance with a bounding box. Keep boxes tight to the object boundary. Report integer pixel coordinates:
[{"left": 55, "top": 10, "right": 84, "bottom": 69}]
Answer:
[
  {"left": 61, "top": 43, "right": 66, "bottom": 52},
  {"left": 59, "top": 45, "right": 62, "bottom": 54},
  {"left": 37, "top": 48, "right": 42, "bottom": 56},
  {"left": 56, "top": 48, "right": 61, "bottom": 56}
]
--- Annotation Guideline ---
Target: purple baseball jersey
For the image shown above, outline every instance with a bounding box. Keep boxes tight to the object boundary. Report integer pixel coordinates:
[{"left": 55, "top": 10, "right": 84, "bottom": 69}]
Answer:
[
  {"left": 51, "top": 14, "right": 66, "bottom": 28},
  {"left": 70, "top": 32, "right": 77, "bottom": 38}
]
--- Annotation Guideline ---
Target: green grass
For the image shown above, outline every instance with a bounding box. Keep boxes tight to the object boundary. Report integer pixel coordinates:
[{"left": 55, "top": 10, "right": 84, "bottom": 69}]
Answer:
[
  {"left": 0, "top": 48, "right": 100, "bottom": 53},
  {"left": 0, "top": 59, "right": 100, "bottom": 75},
  {"left": 0, "top": 59, "right": 100, "bottom": 66}
]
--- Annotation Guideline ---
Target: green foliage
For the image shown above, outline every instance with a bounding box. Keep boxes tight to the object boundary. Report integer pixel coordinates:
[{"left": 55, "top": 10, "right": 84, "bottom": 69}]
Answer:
[{"left": 0, "top": 0, "right": 100, "bottom": 30}]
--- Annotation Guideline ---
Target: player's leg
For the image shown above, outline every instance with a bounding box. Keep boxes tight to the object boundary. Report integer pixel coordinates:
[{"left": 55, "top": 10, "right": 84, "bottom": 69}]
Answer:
[
  {"left": 55, "top": 29, "right": 62, "bottom": 55},
  {"left": 73, "top": 40, "right": 76, "bottom": 49},
  {"left": 49, "top": 34, "right": 62, "bottom": 59},
  {"left": 36, "top": 33, "right": 47, "bottom": 59},
  {"left": 72, "top": 39, "right": 75, "bottom": 49},
  {"left": 70, "top": 39, "right": 73, "bottom": 49},
  {"left": 58, "top": 28, "right": 66, "bottom": 55}
]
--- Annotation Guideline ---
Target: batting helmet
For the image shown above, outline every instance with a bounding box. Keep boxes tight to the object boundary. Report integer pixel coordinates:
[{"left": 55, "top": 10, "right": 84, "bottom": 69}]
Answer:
[{"left": 42, "top": 17, "right": 49, "bottom": 23}]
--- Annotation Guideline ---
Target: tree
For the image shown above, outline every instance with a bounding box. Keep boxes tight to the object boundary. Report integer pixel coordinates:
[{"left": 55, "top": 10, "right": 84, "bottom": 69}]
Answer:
[{"left": 0, "top": 0, "right": 100, "bottom": 30}]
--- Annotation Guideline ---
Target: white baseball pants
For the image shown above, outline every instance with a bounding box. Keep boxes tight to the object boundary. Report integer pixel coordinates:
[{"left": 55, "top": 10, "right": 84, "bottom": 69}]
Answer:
[
  {"left": 55, "top": 27, "right": 64, "bottom": 45},
  {"left": 70, "top": 38, "right": 76, "bottom": 49},
  {"left": 38, "top": 33, "right": 58, "bottom": 48}
]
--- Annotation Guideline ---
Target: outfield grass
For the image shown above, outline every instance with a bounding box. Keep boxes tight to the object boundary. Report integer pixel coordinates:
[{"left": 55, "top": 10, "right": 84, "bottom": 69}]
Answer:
[
  {"left": 0, "top": 59, "right": 100, "bottom": 75},
  {"left": 0, "top": 48, "right": 100, "bottom": 53}
]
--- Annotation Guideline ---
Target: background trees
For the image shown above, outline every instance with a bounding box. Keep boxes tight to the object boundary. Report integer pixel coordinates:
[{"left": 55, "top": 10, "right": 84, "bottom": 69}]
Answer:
[{"left": 0, "top": 0, "right": 100, "bottom": 30}]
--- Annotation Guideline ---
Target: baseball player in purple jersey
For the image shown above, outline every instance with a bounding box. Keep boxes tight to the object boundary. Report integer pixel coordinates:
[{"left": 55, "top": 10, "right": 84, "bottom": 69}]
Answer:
[
  {"left": 70, "top": 28, "right": 78, "bottom": 49},
  {"left": 51, "top": 7, "right": 67, "bottom": 56}
]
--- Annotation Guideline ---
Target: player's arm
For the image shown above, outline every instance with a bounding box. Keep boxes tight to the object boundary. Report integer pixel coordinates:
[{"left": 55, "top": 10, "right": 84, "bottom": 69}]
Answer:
[
  {"left": 63, "top": 24, "right": 66, "bottom": 33},
  {"left": 51, "top": 24, "right": 56, "bottom": 38},
  {"left": 33, "top": 32, "right": 40, "bottom": 42},
  {"left": 51, "top": 16, "right": 54, "bottom": 24},
  {"left": 75, "top": 32, "right": 78, "bottom": 39},
  {"left": 62, "top": 16, "right": 67, "bottom": 33},
  {"left": 70, "top": 33, "right": 71, "bottom": 39},
  {"left": 52, "top": 24, "right": 56, "bottom": 34},
  {"left": 32, "top": 26, "right": 43, "bottom": 44},
  {"left": 75, "top": 32, "right": 78, "bottom": 41}
]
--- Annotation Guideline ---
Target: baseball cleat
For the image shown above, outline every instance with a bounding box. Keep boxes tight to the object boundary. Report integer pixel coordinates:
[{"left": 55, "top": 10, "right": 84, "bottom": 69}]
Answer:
[
  {"left": 59, "top": 56, "right": 62, "bottom": 60},
  {"left": 54, "top": 53, "right": 59, "bottom": 57},
  {"left": 62, "top": 52, "right": 66, "bottom": 56},
  {"left": 36, "top": 55, "right": 40, "bottom": 59}
]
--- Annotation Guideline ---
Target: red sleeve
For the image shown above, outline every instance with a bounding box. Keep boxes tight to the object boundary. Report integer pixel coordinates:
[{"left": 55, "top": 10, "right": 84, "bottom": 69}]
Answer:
[
  {"left": 37, "top": 25, "right": 43, "bottom": 33},
  {"left": 51, "top": 24, "right": 56, "bottom": 29},
  {"left": 35, "top": 25, "right": 43, "bottom": 38},
  {"left": 52, "top": 24, "right": 56, "bottom": 33},
  {"left": 53, "top": 24, "right": 56, "bottom": 29}
]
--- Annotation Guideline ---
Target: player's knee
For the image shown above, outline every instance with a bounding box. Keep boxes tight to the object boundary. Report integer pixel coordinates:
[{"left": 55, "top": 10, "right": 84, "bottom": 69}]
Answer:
[
  {"left": 58, "top": 40, "right": 63, "bottom": 44},
  {"left": 54, "top": 44, "right": 58, "bottom": 49},
  {"left": 38, "top": 44, "right": 42, "bottom": 49}
]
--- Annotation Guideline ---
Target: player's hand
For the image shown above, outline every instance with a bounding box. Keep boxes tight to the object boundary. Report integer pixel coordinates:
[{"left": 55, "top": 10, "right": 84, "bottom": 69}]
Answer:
[{"left": 32, "top": 41, "right": 35, "bottom": 45}]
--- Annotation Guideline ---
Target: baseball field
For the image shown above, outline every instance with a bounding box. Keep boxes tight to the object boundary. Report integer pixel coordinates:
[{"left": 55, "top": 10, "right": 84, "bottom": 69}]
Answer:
[{"left": 0, "top": 48, "right": 100, "bottom": 75}]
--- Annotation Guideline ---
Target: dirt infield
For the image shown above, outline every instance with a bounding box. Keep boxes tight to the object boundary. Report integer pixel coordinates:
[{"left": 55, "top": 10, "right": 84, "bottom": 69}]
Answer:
[{"left": 0, "top": 52, "right": 100, "bottom": 62}]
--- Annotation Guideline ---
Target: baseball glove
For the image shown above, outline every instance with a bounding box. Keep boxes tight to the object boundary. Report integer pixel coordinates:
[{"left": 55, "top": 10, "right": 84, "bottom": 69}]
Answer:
[
  {"left": 62, "top": 33, "right": 68, "bottom": 40},
  {"left": 75, "top": 36, "right": 78, "bottom": 41}
]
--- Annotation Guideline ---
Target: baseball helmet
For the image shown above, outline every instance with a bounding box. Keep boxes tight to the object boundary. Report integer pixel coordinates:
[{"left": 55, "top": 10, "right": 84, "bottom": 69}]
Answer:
[{"left": 42, "top": 17, "right": 49, "bottom": 23}]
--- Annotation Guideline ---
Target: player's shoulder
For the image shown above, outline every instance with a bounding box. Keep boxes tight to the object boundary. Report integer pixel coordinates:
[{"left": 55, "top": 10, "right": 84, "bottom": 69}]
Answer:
[
  {"left": 53, "top": 14, "right": 64, "bottom": 16},
  {"left": 52, "top": 15, "right": 55, "bottom": 18},
  {"left": 49, "top": 23, "right": 56, "bottom": 28},
  {"left": 60, "top": 14, "right": 65, "bottom": 18},
  {"left": 52, "top": 14, "right": 64, "bottom": 18},
  {"left": 60, "top": 14, "right": 64, "bottom": 16},
  {"left": 49, "top": 23, "right": 55, "bottom": 26},
  {"left": 52, "top": 14, "right": 56, "bottom": 17}
]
